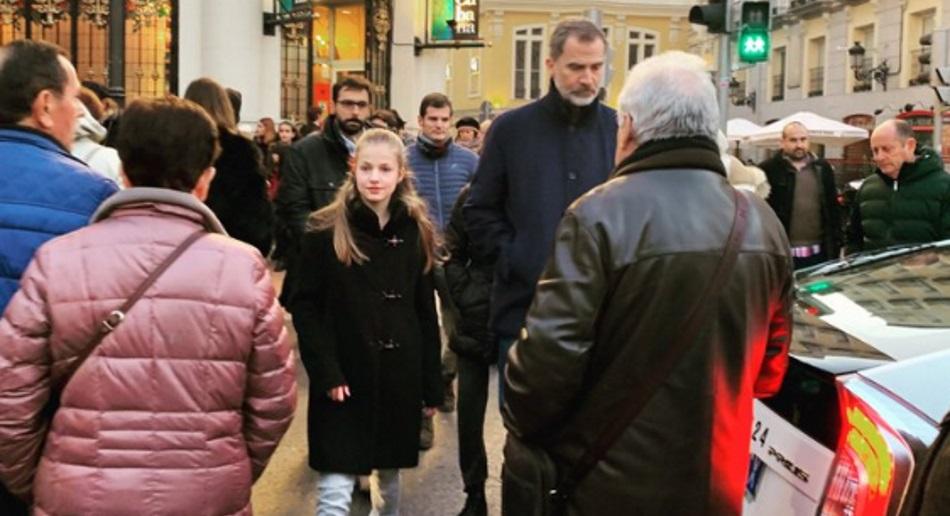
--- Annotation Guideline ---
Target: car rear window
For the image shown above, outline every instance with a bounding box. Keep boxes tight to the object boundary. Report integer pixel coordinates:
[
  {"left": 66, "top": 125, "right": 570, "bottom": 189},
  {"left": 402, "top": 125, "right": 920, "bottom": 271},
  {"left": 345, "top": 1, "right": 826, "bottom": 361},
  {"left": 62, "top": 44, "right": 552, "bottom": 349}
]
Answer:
[{"left": 800, "top": 248, "right": 950, "bottom": 329}]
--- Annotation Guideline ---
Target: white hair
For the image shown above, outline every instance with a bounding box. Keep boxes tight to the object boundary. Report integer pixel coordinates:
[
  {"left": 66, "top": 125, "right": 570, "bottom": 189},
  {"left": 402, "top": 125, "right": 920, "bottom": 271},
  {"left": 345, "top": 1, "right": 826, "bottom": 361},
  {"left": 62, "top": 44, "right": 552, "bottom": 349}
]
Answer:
[{"left": 617, "top": 51, "right": 719, "bottom": 144}]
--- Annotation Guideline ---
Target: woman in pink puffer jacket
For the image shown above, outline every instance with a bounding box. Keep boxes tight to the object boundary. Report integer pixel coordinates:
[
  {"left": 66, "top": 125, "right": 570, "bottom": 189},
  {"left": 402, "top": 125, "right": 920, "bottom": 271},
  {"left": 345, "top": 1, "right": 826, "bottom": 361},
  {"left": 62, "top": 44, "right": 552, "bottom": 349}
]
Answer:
[{"left": 0, "top": 97, "right": 297, "bottom": 515}]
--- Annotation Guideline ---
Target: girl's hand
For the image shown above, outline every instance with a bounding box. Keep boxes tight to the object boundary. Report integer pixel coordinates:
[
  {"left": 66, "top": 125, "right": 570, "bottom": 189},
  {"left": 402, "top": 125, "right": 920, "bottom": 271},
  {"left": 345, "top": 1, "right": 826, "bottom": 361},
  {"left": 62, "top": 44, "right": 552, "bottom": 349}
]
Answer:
[
  {"left": 422, "top": 406, "right": 437, "bottom": 418},
  {"left": 327, "top": 385, "right": 351, "bottom": 402}
]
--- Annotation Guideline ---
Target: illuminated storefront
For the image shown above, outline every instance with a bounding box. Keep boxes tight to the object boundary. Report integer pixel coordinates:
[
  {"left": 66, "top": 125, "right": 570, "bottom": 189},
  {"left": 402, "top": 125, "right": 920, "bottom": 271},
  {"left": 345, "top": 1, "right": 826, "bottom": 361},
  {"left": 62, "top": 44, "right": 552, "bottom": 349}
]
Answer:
[
  {"left": 278, "top": 0, "right": 391, "bottom": 121},
  {"left": 0, "top": 0, "right": 176, "bottom": 101}
]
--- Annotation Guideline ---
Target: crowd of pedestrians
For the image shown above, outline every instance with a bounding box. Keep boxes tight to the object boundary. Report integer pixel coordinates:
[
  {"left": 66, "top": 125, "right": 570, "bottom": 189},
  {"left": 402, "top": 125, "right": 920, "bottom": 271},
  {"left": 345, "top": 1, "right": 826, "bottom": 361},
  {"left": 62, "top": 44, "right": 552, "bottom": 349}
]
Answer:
[{"left": 1, "top": 17, "right": 950, "bottom": 516}]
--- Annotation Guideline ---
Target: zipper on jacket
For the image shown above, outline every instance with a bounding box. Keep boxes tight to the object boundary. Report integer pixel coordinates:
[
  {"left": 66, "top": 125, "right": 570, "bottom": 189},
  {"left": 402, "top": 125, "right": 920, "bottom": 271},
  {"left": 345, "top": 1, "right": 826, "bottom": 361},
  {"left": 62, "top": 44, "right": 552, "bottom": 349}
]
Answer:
[{"left": 894, "top": 179, "right": 899, "bottom": 192}]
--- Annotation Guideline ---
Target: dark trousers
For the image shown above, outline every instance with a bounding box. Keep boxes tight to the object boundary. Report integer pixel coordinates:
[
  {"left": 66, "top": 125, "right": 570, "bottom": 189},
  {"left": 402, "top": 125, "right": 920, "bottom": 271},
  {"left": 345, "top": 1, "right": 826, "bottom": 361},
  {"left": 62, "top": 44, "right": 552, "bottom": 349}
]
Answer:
[
  {"left": 457, "top": 353, "right": 490, "bottom": 493},
  {"left": 793, "top": 250, "right": 828, "bottom": 270},
  {"left": 497, "top": 337, "right": 516, "bottom": 408},
  {"left": 433, "top": 266, "right": 458, "bottom": 384}
]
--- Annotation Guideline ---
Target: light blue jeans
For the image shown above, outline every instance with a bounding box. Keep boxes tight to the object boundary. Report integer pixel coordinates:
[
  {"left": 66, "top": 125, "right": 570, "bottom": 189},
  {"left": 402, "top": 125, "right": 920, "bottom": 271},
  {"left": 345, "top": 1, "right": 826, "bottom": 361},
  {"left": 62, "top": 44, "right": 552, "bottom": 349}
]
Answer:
[{"left": 317, "top": 469, "right": 400, "bottom": 516}]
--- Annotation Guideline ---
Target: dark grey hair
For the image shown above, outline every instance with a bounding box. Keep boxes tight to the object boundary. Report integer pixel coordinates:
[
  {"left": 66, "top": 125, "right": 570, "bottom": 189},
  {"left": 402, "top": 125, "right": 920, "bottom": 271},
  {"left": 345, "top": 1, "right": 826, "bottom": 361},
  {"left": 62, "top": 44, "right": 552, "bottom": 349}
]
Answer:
[
  {"left": 549, "top": 19, "right": 608, "bottom": 61},
  {"left": 617, "top": 51, "right": 719, "bottom": 144}
]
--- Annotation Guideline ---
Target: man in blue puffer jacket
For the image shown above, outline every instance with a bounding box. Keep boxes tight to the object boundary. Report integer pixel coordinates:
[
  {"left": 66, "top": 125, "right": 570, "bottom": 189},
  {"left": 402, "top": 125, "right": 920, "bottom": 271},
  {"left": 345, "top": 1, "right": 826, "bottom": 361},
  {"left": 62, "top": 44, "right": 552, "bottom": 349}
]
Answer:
[
  {"left": 406, "top": 92, "right": 478, "bottom": 451},
  {"left": 0, "top": 41, "right": 117, "bottom": 321},
  {"left": 407, "top": 93, "right": 479, "bottom": 231}
]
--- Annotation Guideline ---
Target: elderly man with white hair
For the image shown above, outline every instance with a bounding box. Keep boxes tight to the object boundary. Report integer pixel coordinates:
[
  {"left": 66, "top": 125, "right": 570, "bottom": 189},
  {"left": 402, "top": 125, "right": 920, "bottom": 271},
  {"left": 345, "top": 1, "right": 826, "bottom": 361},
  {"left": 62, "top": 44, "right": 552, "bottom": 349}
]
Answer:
[{"left": 500, "top": 51, "right": 794, "bottom": 516}]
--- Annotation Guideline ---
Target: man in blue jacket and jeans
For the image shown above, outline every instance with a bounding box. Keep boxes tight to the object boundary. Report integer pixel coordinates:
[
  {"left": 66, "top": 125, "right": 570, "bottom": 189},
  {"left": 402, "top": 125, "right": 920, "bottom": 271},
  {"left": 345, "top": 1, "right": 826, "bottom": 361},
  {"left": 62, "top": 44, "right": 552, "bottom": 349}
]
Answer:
[
  {"left": 463, "top": 19, "right": 616, "bottom": 402},
  {"left": 406, "top": 92, "right": 479, "bottom": 453},
  {"left": 0, "top": 40, "right": 117, "bottom": 513}
]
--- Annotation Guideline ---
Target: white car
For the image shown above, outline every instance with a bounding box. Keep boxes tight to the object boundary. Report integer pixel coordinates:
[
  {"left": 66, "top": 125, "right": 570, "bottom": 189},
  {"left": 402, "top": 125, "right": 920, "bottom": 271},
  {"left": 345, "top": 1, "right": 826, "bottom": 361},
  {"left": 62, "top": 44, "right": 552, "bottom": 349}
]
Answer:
[{"left": 743, "top": 242, "right": 950, "bottom": 516}]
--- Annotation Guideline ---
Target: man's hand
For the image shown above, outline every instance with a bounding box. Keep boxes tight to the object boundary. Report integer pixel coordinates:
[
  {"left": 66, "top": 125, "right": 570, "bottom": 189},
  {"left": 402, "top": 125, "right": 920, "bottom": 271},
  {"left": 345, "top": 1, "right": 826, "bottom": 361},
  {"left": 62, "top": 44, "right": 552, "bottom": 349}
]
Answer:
[{"left": 327, "top": 384, "right": 351, "bottom": 402}]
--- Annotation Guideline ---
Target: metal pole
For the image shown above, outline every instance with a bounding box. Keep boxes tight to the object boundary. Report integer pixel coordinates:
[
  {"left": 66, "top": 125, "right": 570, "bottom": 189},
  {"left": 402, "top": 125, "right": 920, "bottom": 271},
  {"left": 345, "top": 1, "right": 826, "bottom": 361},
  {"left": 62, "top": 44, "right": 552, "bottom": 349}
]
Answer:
[
  {"left": 718, "top": 1, "right": 733, "bottom": 133},
  {"left": 108, "top": 0, "right": 126, "bottom": 105},
  {"left": 933, "top": 28, "right": 949, "bottom": 159}
]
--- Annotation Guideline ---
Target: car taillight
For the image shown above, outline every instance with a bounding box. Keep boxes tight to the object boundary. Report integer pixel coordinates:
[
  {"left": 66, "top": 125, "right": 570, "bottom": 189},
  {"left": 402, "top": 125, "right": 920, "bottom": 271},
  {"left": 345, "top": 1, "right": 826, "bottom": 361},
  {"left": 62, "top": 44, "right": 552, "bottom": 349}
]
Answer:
[{"left": 820, "top": 383, "right": 912, "bottom": 516}]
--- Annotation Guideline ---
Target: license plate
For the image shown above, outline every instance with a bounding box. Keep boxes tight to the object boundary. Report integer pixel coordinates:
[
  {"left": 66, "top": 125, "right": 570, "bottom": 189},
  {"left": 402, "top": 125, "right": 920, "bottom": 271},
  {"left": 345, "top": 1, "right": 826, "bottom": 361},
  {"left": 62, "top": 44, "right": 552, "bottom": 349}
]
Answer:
[{"left": 745, "top": 455, "right": 765, "bottom": 499}]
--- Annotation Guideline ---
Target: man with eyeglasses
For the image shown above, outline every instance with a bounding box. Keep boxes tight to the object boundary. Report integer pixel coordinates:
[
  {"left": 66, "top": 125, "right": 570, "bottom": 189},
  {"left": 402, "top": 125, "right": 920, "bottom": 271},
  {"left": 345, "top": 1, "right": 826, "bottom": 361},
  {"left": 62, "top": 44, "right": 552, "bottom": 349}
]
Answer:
[{"left": 276, "top": 75, "right": 373, "bottom": 276}]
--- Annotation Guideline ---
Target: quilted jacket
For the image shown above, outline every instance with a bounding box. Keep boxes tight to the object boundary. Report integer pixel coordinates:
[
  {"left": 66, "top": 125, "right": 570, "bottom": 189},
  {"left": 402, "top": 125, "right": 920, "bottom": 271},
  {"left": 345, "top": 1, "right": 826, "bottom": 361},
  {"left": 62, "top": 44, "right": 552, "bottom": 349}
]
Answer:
[
  {"left": 0, "top": 126, "right": 118, "bottom": 314},
  {"left": 406, "top": 141, "right": 478, "bottom": 230},
  {"left": 0, "top": 188, "right": 297, "bottom": 516},
  {"left": 846, "top": 147, "right": 950, "bottom": 252}
]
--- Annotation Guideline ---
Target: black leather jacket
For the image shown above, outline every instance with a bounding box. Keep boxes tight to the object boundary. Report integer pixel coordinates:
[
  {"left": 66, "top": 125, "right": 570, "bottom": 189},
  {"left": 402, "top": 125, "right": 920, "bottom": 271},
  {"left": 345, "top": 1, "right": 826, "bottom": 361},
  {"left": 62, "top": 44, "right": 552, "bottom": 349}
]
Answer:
[{"left": 503, "top": 138, "right": 794, "bottom": 515}]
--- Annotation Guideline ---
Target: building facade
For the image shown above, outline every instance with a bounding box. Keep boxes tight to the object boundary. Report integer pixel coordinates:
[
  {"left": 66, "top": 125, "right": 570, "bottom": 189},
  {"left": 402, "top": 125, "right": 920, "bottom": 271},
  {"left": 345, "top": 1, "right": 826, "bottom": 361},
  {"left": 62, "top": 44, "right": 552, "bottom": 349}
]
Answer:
[
  {"left": 440, "top": 0, "right": 694, "bottom": 117},
  {"left": 696, "top": 0, "right": 950, "bottom": 129}
]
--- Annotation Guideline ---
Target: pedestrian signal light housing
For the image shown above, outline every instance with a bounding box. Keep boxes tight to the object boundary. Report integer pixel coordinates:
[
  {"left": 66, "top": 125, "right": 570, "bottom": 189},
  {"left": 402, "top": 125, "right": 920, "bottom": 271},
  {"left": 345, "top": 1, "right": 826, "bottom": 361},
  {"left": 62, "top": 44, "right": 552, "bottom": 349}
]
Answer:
[
  {"left": 737, "top": 2, "right": 770, "bottom": 63},
  {"left": 689, "top": 0, "right": 727, "bottom": 34}
]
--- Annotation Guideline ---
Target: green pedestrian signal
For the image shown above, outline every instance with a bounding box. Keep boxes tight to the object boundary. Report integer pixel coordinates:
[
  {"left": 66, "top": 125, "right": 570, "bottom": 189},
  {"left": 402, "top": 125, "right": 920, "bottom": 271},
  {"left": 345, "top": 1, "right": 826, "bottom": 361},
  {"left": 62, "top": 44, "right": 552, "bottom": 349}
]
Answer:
[
  {"left": 737, "top": 1, "right": 770, "bottom": 63},
  {"left": 738, "top": 27, "right": 769, "bottom": 62}
]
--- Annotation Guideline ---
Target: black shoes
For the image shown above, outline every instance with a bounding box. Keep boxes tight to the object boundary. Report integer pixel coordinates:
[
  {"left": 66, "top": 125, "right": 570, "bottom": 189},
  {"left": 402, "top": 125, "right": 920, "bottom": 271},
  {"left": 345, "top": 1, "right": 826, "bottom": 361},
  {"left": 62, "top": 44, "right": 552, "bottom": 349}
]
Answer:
[{"left": 458, "top": 491, "right": 487, "bottom": 516}]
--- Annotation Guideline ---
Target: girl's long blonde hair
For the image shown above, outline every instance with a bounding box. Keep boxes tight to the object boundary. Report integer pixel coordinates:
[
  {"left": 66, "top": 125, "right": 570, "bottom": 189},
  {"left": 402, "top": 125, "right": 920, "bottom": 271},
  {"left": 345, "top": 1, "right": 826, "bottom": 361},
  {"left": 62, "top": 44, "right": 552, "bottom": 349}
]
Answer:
[{"left": 309, "top": 129, "right": 440, "bottom": 272}]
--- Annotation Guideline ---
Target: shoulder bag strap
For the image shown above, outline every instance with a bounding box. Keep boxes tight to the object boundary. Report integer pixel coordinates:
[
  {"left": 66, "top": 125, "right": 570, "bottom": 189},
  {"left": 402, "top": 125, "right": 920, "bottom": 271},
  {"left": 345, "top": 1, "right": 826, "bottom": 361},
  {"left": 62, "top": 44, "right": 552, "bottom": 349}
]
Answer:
[
  {"left": 50, "top": 229, "right": 207, "bottom": 394},
  {"left": 555, "top": 189, "right": 750, "bottom": 500}
]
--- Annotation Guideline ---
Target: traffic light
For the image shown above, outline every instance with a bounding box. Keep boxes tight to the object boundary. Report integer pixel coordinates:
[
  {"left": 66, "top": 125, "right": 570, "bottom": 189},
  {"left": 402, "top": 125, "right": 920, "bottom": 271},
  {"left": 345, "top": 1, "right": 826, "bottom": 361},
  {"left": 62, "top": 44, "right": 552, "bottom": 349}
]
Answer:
[
  {"left": 913, "top": 33, "right": 933, "bottom": 85},
  {"left": 689, "top": 0, "right": 727, "bottom": 34},
  {"left": 737, "top": 2, "right": 770, "bottom": 63}
]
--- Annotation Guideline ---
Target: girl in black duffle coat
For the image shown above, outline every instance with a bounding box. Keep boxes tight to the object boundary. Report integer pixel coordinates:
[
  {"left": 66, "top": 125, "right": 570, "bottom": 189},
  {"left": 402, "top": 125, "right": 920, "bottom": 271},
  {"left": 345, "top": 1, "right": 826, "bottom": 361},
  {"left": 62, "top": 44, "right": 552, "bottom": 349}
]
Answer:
[{"left": 287, "top": 128, "right": 443, "bottom": 516}]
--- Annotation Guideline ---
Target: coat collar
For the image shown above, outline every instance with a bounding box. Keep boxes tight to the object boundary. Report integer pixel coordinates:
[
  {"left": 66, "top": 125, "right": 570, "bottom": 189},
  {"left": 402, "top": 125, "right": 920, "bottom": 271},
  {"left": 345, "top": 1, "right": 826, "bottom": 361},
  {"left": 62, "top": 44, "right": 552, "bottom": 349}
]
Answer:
[
  {"left": 91, "top": 187, "right": 228, "bottom": 234},
  {"left": 0, "top": 124, "right": 84, "bottom": 163},
  {"left": 538, "top": 81, "right": 601, "bottom": 127},
  {"left": 348, "top": 196, "right": 411, "bottom": 236},
  {"left": 614, "top": 136, "right": 726, "bottom": 178},
  {"left": 875, "top": 146, "right": 943, "bottom": 185}
]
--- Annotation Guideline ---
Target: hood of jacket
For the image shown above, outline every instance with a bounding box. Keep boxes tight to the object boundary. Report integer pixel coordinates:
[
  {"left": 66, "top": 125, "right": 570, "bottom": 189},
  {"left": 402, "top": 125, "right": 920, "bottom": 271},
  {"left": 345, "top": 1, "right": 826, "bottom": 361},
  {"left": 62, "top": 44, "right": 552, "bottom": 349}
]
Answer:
[
  {"left": 74, "top": 103, "right": 107, "bottom": 144},
  {"left": 92, "top": 187, "right": 228, "bottom": 234}
]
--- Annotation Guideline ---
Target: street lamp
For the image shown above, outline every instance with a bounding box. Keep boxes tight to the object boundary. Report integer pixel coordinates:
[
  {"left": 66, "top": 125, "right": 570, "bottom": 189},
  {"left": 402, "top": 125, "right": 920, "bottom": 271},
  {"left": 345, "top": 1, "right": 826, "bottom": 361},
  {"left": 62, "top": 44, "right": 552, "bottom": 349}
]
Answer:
[
  {"left": 728, "top": 77, "right": 757, "bottom": 111},
  {"left": 849, "top": 42, "right": 890, "bottom": 91}
]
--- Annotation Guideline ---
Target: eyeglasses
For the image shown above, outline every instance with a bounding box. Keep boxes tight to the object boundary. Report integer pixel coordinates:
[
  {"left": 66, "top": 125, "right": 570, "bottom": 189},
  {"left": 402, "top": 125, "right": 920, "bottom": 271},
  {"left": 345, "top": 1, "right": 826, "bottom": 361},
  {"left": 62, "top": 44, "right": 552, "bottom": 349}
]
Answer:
[{"left": 337, "top": 99, "right": 370, "bottom": 109}]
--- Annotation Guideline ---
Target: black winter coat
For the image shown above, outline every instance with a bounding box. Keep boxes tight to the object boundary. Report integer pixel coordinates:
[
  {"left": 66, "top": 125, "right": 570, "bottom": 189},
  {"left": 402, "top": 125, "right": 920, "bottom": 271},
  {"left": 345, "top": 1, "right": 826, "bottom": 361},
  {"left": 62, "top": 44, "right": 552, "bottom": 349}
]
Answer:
[
  {"left": 759, "top": 153, "right": 841, "bottom": 256},
  {"left": 288, "top": 200, "right": 443, "bottom": 473},
  {"left": 504, "top": 138, "right": 793, "bottom": 515},
  {"left": 204, "top": 130, "right": 273, "bottom": 256},
  {"left": 444, "top": 186, "right": 496, "bottom": 363},
  {"left": 463, "top": 86, "right": 616, "bottom": 337},
  {"left": 275, "top": 116, "right": 352, "bottom": 248}
]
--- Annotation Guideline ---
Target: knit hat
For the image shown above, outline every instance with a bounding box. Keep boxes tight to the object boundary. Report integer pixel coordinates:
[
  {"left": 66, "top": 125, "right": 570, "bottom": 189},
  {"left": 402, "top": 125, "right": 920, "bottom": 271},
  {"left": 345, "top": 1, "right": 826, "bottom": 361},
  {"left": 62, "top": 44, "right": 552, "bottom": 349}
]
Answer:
[{"left": 455, "top": 117, "right": 480, "bottom": 132}]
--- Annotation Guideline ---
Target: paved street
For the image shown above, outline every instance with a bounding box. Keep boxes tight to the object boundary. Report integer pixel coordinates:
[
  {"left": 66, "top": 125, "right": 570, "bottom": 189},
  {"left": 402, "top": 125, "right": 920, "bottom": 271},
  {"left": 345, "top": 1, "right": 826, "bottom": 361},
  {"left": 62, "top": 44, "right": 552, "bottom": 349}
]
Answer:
[{"left": 251, "top": 273, "right": 506, "bottom": 515}]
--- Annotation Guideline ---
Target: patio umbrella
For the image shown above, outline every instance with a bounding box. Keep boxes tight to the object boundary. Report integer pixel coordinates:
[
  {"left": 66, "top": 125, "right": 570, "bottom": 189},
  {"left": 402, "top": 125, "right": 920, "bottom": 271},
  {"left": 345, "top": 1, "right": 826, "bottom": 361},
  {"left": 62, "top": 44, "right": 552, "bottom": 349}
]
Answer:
[
  {"left": 726, "top": 118, "right": 763, "bottom": 143},
  {"left": 747, "top": 111, "right": 869, "bottom": 146}
]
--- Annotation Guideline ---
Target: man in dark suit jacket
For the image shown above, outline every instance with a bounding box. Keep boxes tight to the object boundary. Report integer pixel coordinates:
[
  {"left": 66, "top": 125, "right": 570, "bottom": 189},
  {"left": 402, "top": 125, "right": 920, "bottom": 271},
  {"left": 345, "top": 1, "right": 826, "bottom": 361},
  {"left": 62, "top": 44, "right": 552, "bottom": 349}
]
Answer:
[{"left": 463, "top": 19, "right": 617, "bottom": 407}]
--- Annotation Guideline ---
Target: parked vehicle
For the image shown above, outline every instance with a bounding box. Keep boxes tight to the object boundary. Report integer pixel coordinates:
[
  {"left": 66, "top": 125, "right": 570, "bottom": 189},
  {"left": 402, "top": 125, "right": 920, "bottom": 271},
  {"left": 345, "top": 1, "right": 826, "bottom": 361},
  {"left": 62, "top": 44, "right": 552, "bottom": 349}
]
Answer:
[{"left": 743, "top": 241, "right": 950, "bottom": 515}]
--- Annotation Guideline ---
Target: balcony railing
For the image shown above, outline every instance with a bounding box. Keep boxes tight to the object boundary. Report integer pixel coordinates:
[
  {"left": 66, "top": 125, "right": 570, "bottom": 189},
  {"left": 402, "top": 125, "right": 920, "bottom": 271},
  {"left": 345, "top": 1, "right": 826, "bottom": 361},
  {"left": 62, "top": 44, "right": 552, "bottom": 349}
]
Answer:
[
  {"left": 808, "top": 67, "right": 824, "bottom": 97},
  {"left": 853, "top": 57, "right": 873, "bottom": 92},
  {"left": 787, "top": 0, "right": 834, "bottom": 18},
  {"left": 772, "top": 74, "right": 785, "bottom": 101}
]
